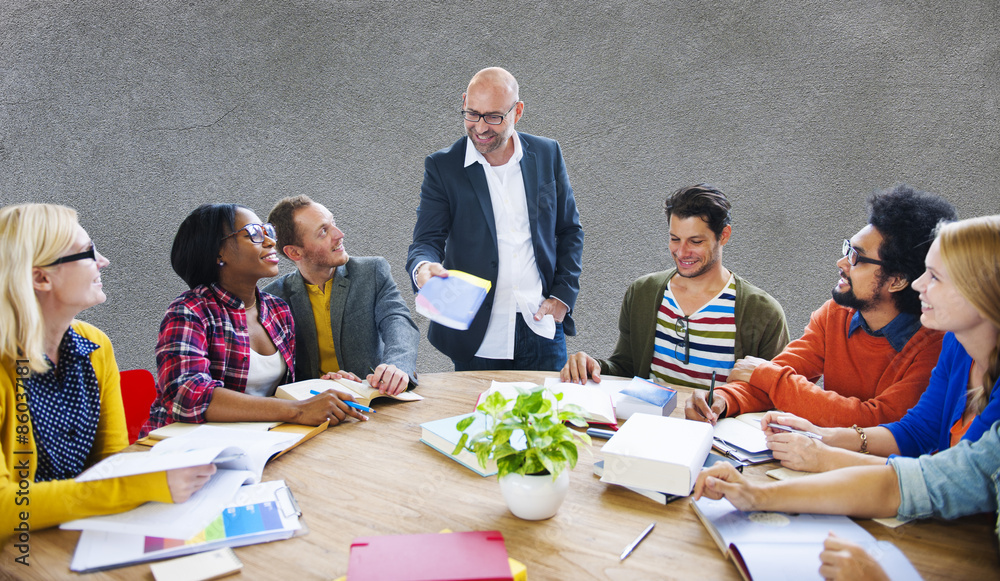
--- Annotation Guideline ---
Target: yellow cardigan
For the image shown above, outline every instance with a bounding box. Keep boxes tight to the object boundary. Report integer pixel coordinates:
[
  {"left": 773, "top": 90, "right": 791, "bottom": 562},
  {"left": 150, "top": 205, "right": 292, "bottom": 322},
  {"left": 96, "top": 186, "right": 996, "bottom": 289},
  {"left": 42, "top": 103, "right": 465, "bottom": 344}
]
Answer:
[{"left": 1, "top": 321, "right": 171, "bottom": 545}]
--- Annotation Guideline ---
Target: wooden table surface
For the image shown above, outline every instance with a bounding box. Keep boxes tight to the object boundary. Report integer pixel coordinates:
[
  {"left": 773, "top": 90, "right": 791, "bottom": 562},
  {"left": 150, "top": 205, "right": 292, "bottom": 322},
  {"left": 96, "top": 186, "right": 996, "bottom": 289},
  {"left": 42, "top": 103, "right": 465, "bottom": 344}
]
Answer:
[{"left": 4, "top": 371, "right": 998, "bottom": 580}]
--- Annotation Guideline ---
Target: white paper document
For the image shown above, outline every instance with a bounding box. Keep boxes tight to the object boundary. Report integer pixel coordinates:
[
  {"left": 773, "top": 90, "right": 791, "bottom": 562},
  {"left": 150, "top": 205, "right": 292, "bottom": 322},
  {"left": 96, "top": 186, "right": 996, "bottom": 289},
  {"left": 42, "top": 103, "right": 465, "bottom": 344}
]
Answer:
[
  {"left": 481, "top": 380, "right": 616, "bottom": 425},
  {"left": 61, "top": 468, "right": 253, "bottom": 538},
  {"left": 76, "top": 425, "right": 302, "bottom": 484},
  {"left": 713, "top": 417, "right": 768, "bottom": 454},
  {"left": 545, "top": 376, "right": 674, "bottom": 420},
  {"left": 70, "top": 480, "right": 302, "bottom": 573}
]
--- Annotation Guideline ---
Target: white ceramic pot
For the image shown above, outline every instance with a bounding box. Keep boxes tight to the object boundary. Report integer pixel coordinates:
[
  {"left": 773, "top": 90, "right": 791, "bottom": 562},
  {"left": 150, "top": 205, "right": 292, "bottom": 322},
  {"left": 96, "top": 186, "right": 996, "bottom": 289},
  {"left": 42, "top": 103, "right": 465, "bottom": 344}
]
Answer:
[{"left": 498, "top": 471, "right": 570, "bottom": 520}]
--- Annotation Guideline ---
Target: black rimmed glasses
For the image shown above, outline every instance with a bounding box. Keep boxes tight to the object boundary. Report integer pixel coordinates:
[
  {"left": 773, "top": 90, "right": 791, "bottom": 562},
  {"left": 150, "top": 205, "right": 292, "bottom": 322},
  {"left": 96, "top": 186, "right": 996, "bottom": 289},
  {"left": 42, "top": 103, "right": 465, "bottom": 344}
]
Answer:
[
  {"left": 842, "top": 239, "right": 885, "bottom": 267},
  {"left": 674, "top": 316, "right": 691, "bottom": 364},
  {"left": 461, "top": 102, "right": 517, "bottom": 125},
  {"left": 221, "top": 223, "right": 277, "bottom": 245},
  {"left": 43, "top": 242, "right": 96, "bottom": 267}
]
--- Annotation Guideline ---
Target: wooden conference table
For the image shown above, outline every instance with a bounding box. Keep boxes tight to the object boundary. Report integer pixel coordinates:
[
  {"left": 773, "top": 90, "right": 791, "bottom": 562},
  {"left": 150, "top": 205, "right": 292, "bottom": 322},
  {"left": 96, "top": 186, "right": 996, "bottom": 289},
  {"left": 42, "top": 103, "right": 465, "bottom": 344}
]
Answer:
[{"left": 6, "top": 371, "right": 999, "bottom": 580}]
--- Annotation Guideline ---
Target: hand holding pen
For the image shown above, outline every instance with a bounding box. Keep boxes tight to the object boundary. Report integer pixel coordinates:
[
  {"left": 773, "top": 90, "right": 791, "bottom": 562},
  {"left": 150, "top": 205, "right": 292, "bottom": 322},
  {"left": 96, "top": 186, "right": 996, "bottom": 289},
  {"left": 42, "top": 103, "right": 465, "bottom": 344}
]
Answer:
[
  {"left": 297, "top": 389, "right": 369, "bottom": 424},
  {"left": 761, "top": 411, "right": 832, "bottom": 472},
  {"left": 760, "top": 411, "right": 824, "bottom": 438},
  {"left": 683, "top": 371, "right": 726, "bottom": 425},
  {"left": 310, "top": 389, "right": 375, "bottom": 415}
]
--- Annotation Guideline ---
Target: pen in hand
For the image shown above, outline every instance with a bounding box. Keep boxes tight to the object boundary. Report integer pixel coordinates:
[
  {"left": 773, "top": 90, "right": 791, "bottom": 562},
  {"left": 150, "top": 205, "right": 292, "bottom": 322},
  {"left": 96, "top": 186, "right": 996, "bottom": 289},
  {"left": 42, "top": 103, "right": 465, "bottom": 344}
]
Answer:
[
  {"left": 310, "top": 389, "right": 376, "bottom": 413},
  {"left": 707, "top": 370, "right": 716, "bottom": 407},
  {"left": 767, "top": 423, "right": 822, "bottom": 440}
]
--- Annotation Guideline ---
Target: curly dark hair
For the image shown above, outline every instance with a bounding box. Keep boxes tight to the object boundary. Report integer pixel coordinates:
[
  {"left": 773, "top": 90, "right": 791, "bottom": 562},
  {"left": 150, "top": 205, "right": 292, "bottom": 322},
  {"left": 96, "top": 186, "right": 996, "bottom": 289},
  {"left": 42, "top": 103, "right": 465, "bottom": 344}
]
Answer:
[
  {"left": 663, "top": 184, "right": 732, "bottom": 239},
  {"left": 868, "top": 184, "right": 958, "bottom": 314}
]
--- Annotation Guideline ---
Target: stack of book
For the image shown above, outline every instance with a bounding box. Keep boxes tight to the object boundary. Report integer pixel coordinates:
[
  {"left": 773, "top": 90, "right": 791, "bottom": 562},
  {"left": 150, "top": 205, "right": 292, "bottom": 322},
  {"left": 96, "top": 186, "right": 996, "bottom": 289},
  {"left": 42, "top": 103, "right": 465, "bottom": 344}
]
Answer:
[{"left": 598, "top": 414, "right": 714, "bottom": 496}]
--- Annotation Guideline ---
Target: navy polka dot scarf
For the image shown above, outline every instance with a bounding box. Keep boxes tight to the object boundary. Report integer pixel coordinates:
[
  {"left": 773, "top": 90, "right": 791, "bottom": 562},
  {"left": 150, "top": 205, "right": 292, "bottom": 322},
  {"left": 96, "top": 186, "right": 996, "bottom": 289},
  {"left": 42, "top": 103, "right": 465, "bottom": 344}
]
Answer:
[{"left": 27, "top": 328, "right": 101, "bottom": 482}]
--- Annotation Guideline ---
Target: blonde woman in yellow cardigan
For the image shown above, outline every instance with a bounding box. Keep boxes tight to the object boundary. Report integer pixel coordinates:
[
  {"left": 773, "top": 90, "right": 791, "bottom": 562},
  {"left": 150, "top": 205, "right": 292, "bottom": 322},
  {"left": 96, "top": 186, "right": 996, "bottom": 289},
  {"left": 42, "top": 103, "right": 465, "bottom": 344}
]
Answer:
[{"left": 0, "top": 203, "right": 214, "bottom": 545}]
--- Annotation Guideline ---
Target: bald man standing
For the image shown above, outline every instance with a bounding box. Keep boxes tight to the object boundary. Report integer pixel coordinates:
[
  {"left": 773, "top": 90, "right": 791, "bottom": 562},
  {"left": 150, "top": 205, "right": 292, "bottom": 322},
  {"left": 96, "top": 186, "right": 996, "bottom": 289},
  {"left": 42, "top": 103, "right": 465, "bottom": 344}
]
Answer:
[{"left": 407, "top": 67, "right": 584, "bottom": 371}]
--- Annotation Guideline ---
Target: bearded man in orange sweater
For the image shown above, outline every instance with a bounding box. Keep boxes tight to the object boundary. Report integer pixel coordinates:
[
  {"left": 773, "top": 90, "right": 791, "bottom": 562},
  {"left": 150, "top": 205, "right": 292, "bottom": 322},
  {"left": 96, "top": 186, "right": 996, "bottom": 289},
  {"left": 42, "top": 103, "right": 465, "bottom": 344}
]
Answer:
[{"left": 686, "top": 184, "right": 957, "bottom": 428}]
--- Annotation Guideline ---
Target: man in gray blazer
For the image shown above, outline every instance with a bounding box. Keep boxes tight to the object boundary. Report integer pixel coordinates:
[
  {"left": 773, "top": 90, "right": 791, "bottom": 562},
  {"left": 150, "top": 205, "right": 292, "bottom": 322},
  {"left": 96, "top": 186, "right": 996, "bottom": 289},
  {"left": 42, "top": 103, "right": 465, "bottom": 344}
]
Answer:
[{"left": 264, "top": 195, "right": 419, "bottom": 395}]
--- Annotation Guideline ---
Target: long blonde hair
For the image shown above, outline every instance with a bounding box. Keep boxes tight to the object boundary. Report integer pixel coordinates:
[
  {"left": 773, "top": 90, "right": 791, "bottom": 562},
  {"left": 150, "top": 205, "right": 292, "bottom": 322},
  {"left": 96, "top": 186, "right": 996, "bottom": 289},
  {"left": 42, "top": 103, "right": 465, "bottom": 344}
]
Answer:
[
  {"left": 936, "top": 215, "right": 1000, "bottom": 415},
  {"left": 0, "top": 204, "right": 80, "bottom": 374}
]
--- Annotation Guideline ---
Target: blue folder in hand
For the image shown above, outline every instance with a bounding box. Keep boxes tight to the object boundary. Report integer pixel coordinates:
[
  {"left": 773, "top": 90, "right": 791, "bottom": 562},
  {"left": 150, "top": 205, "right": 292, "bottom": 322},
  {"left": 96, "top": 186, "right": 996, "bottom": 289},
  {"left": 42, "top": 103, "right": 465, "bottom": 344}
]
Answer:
[{"left": 415, "top": 271, "right": 492, "bottom": 330}]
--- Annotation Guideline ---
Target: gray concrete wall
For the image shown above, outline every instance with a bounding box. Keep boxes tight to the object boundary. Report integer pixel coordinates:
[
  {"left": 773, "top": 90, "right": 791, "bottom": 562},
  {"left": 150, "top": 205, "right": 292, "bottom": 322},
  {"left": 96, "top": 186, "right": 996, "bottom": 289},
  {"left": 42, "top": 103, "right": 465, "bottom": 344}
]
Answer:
[{"left": 3, "top": 0, "right": 998, "bottom": 374}]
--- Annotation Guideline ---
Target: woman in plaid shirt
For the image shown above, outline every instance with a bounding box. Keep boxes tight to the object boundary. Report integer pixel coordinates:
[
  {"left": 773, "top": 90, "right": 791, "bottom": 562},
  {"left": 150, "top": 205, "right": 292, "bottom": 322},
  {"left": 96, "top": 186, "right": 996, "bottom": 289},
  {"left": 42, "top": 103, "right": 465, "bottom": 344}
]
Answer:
[{"left": 141, "top": 204, "right": 364, "bottom": 437}]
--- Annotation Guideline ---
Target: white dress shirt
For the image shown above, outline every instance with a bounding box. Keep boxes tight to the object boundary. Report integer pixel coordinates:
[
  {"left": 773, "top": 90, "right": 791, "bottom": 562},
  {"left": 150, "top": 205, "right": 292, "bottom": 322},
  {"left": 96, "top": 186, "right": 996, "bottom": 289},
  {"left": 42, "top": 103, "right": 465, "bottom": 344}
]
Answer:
[{"left": 464, "top": 133, "right": 555, "bottom": 359}]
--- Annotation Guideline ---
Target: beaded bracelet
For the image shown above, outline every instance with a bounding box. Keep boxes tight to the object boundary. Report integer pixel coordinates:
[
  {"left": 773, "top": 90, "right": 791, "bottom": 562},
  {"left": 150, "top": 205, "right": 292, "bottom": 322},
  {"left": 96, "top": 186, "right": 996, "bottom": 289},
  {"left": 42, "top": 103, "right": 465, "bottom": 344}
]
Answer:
[{"left": 851, "top": 424, "right": 868, "bottom": 454}]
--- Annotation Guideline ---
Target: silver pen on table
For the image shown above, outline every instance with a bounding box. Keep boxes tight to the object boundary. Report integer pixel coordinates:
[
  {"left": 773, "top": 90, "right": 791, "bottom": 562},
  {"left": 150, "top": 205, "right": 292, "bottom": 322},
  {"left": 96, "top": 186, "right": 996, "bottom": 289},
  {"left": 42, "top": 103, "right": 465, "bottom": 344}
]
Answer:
[{"left": 619, "top": 521, "right": 655, "bottom": 561}]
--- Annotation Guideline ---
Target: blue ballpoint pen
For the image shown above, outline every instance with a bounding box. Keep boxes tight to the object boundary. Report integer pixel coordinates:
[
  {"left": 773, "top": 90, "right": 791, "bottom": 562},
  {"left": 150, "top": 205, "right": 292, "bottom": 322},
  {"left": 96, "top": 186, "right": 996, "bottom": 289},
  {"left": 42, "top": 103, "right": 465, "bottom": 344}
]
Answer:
[{"left": 310, "top": 389, "right": 376, "bottom": 413}]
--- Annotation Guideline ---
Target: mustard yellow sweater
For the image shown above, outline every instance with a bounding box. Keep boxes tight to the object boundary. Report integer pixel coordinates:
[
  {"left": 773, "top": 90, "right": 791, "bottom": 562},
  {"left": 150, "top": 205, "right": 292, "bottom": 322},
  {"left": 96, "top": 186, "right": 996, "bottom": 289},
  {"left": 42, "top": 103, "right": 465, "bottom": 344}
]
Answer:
[{"left": 1, "top": 321, "right": 171, "bottom": 545}]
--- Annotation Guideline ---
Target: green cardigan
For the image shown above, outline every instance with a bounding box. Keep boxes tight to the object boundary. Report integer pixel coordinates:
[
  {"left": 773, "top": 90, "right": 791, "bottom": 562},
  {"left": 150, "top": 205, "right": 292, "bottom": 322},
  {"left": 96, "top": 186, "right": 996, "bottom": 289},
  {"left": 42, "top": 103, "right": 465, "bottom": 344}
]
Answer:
[{"left": 599, "top": 269, "right": 790, "bottom": 384}]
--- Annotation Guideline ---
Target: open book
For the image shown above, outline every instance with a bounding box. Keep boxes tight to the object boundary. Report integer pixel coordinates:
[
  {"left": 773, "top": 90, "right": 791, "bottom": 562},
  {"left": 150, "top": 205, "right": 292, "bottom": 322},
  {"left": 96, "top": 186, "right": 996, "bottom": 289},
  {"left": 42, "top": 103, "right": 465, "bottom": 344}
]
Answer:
[
  {"left": 692, "top": 497, "right": 921, "bottom": 580},
  {"left": 275, "top": 377, "right": 423, "bottom": 407},
  {"left": 65, "top": 427, "right": 303, "bottom": 540},
  {"left": 477, "top": 381, "right": 616, "bottom": 427},
  {"left": 543, "top": 376, "right": 676, "bottom": 421},
  {"left": 77, "top": 425, "right": 302, "bottom": 484}
]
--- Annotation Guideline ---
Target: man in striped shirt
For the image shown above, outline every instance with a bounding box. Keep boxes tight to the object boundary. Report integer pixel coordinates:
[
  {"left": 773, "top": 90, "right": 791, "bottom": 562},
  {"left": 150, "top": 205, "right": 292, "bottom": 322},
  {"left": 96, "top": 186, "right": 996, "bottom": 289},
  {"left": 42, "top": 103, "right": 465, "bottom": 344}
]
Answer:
[{"left": 560, "top": 184, "right": 789, "bottom": 389}]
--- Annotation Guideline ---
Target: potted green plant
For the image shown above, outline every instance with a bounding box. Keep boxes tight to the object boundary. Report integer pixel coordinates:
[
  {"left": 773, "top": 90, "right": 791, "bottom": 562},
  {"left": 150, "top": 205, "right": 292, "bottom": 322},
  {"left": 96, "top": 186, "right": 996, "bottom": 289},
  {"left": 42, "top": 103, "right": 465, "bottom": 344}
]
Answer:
[{"left": 453, "top": 386, "right": 592, "bottom": 520}]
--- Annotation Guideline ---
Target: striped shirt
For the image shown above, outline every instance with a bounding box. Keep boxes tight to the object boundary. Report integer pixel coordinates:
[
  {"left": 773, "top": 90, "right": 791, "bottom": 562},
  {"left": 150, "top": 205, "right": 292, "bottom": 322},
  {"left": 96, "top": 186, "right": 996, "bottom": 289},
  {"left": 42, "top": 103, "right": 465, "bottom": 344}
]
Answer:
[{"left": 649, "top": 275, "right": 737, "bottom": 389}]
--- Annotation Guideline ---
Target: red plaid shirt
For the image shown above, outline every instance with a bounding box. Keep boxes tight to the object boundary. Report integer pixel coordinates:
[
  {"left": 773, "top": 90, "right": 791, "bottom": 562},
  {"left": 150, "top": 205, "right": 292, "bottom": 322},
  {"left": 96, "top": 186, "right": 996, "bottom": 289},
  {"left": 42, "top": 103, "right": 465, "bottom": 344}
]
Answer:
[{"left": 142, "top": 283, "right": 295, "bottom": 434}]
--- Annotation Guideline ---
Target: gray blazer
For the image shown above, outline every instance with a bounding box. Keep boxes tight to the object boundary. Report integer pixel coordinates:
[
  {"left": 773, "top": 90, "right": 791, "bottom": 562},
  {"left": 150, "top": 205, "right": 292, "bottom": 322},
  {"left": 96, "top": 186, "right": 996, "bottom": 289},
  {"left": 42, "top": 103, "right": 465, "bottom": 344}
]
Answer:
[{"left": 264, "top": 256, "right": 420, "bottom": 384}]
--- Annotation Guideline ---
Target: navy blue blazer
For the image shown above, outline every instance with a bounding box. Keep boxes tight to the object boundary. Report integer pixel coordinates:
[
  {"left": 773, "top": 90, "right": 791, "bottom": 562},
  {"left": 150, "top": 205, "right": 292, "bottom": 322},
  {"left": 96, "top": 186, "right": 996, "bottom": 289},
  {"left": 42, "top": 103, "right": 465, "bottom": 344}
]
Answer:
[{"left": 406, "top": 133, "right": 584, "bottom": 362}]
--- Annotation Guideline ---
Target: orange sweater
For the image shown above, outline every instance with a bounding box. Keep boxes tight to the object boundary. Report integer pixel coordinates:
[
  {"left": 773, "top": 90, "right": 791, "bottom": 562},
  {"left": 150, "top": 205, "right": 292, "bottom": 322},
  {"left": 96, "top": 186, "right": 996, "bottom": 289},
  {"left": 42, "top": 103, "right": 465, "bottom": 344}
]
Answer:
[{"left": 717, "top": 300, "right": 943, "bottom": 427}]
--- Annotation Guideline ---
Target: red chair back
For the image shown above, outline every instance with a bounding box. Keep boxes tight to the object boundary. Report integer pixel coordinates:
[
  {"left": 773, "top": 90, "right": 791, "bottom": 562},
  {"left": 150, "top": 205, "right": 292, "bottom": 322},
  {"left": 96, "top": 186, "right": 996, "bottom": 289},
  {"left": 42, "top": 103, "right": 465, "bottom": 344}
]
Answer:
[{"left": 120, "top": 369, "right": 156, "bottom": 444}]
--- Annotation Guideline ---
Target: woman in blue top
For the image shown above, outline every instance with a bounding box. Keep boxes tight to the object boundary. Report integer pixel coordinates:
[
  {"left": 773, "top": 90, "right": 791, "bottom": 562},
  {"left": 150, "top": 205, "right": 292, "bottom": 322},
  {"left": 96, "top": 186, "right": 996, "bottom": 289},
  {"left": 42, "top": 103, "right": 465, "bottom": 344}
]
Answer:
[{"left": 761, "top": 215, "right": 1000, "bottom": 473}]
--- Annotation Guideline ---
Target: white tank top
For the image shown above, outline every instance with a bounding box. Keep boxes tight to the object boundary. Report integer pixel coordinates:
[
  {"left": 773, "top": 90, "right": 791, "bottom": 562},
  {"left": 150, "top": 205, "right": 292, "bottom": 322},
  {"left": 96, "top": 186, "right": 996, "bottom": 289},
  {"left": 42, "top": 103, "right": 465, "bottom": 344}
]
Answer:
[{"left": 245, "top": 348, "right": 287, "bottom": 397}]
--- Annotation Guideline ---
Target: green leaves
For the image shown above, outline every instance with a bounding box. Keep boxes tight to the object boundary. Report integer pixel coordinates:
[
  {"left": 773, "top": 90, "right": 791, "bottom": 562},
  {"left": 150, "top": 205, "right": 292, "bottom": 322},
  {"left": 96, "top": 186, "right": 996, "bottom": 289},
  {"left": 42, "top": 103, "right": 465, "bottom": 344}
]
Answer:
[{"left": 452, "top": 386, "right": 592, "bottom": 479}]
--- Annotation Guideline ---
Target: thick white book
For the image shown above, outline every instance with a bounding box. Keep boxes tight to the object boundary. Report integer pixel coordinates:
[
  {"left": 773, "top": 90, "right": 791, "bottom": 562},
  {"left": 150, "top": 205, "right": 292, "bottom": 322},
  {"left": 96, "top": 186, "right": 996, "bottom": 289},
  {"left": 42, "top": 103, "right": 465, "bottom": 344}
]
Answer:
[{"left": 599, "top": 414, "right": 714, "bottom": 496}]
